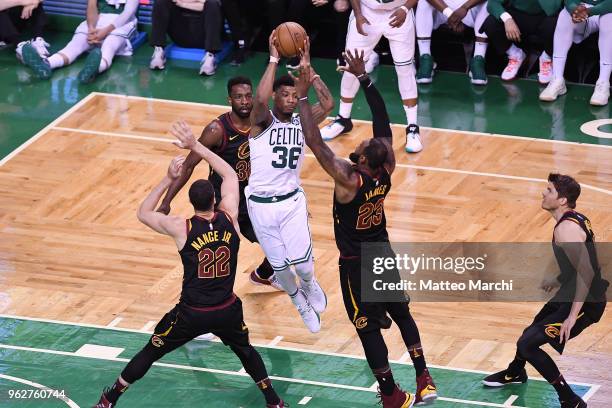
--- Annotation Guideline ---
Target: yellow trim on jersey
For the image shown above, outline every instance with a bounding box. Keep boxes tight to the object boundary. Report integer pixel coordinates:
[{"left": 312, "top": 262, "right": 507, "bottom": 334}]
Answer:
[{"left": 347, "top": 277, "right": 359, "bottom": 322}]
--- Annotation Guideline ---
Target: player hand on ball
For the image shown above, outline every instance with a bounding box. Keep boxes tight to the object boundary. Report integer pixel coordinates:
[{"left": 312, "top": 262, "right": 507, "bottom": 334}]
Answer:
[
  {"left": 338, "top": 49, "right": 367, "bottom": 79},
  {"left": 171, "top": 120, "right": 198, "bottom": 150},
  {"left": 167, "top": 156, "right": 185, "bottom": 180},
  {"left": 447, "top": 7, "right": 468, "bottom": 33},
  {"left": 269, "top": 30, "right": 281, "bottom": 60}
]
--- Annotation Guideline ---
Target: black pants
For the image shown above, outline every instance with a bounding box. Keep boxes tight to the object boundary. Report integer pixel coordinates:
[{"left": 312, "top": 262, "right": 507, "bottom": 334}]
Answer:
[
  {"left": 150, "top": 0, "right": 222, "bottom": 51},
  {"left": 480, "top": 9, "right": 558, "bottom": 56},
  {"left": 221, "top": 0, "right": 248, "bottom": 44},
  {"left": 0, "top": 6, "right": 47, "bottom": 45}
]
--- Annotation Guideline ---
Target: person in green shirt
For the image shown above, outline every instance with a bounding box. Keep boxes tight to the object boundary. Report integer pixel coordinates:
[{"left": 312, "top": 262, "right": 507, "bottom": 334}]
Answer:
[
  {"left": 19, "top": 0, "right": 139, "bottom": 83},
  {"left": 480, "top": 0, "right": 562, "bottom": 82},
  {"left": 539, "top": 0, "right": 611, "bottom": 105}
]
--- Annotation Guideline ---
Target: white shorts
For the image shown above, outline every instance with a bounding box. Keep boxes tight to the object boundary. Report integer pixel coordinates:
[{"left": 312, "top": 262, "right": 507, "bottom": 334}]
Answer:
[
  {"left": 430, "top": 0, "right": 487, "bottom": 30},
  {"left": 75, "top": 13, "right": 137, "bottom": 56},
  {"left": 346, "top": 5, "right": 415, "bottom": 65},
  {"left": 563, "top": 8, "right": 601, "bottom": 44},
  {"left": 245, "top": 188, "right": 313, "bottom": 272}
]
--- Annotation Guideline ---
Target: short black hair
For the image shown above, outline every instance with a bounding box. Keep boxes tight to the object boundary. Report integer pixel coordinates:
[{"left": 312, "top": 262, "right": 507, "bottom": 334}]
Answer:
[
  {"left": 548, "top": 173, "right": 580, "bottom": 209},
  {"left": 364, "top": 139, "right": 388, "bottom": 170},
  {"left": 189, "top": 179, "right": 215, "bottom": 212},
  {"left": 227, "top": 76, "right": 252, "bottom": 95},
  {"left": 273, "top": 75, "right": 295, "bottom": 92}
]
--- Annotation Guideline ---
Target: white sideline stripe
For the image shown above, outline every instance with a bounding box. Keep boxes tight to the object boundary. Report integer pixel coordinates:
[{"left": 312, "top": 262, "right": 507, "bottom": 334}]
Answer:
[
  {"left": 0, "top": 313, "right": 600, "bottom": 389},
  {"left": 0, "top": 343, "right": 528, "bottom": 408},
  {"left": 0, "top": 373, "right": 81, "bottom": 408},
  {"left": 398, "top": 351, "right": 411, "bottom": 363},
  {"left": 75, "top": 344, "right": 124, "bottom": 359},
  {"left": 581, "top": 384, "right": 600, "bottom": 402},
  {"left": 91, "top": 92, "right": 612, "bottom": 150},
  {"left": 268, "top": 336, "right": 283, "bottom": 346},
  {"left": 107, "top": 317, "right": 123, "bottom": 328},
  {"left": 367, "top": 381, "right": 378, "bottom": 391},
  {"left": 238, "top": 368, "right": 246, "bottom": 374},
  {"left": 0, "top": 92, "right": 97, "bottom": 167},
  {"left": 503, "top": 395, "right": 519, "bottom": 406},
  {"left": 141, "top": 320, "right": 157, "bottom": 331},
  {"left": 49, "top": 126, "right": 612, "bottom": 197},
  {"left": 298, "top": 396, "right": 312, "bottom": 405}
]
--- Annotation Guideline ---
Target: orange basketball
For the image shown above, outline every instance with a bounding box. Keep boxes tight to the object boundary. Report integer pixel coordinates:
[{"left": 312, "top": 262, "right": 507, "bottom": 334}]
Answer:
[{"left": 275, "top": 22, "right": 308, "bottom": 58}]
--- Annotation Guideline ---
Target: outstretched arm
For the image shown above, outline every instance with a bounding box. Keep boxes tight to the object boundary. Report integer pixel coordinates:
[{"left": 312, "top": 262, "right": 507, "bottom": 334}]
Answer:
[
  {"left": 340, "top": 50, "right": 395, "bottom": 174},
  {"left": 137, "top": 157, "right": 188, "bottom": 249},
  {"left": 171, "top": 121, "right": 240, "bottom": 223},
  {"left": 251, "top": 31, "right": 280, "bottom": 135},
  {"left": 157, "top": 120, "right": 224, "bottom": 214}
]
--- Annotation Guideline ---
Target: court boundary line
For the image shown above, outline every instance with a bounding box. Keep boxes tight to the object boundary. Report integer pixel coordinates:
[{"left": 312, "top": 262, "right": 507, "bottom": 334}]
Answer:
[
  {"left": 0, "top": 342, "right": 530, "bottom": 408},
  {"left": 90, "top": 92, "right": 612, "bottom": 150},
  {"left": 50, "top": 126, "right": 612, "bottom": 197},
  {"left": 0, "top": 313, "right": 599, "bottom": 390},
  {"left": 0, "top": 92, "right": 97, "bottom": 167},
  {"left": 0, "top": 373, "right": 81, "bottom": 407}
]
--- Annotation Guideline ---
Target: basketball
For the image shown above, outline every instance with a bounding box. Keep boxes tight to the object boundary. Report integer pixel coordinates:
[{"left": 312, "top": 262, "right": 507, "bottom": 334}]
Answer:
[{"left": 275, "top": 22, "right": 308, "bottom": 58}]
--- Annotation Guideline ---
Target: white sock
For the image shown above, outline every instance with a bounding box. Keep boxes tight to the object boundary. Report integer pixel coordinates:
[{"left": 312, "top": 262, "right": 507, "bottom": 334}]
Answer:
[
  {"left": 507, "top": 44, "right": 523, "bottom": 58},
  {"left": 99, "top": 34, "right": 125, "bottom": 73},
  {"left": 47, "top": 54, "right": 64, "bottom": 69},
  {"left": 404, "top": 104, "right": 418, "bottom": 125},
  {"left": 339, "top": 101, "right": 353, "bottom": 118},
  {"left": 474, "top": 41, "right": 487, "bottom": 58},
  {"left": 599, "top": 63, "right": 612, "bottom": 84},
  {"left": 418, "top": 39, "right": 431, "bottom": 56},
  {"left": 552, "top": 55, "right": 568, "bottom": 80},
  {"left": 598, "top": 15, "right": 612, "bottom": 84},
  {"left": 552, "top": 9, "right": 574, "bottom": 80}
]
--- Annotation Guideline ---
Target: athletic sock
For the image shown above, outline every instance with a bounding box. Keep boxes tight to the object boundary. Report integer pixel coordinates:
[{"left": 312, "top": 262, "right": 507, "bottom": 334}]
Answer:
[
  {"left": 551, "top": 375, "right": 575, "bottom": 401},
  {"left": 507, "top": 44, "right": 523, "bottom": 58},
  {"left": 105, "top": 378, "right": 129, "bottom": 404},
  {"left": 47, "top": 54, "right": 63, "bottom": 69},
  {"left": 404, "top": 105, "right": 418, "bottom": 125},
  {"left": 599, "top": 62, "right": 612, "bottom": 84},
  {"left": 373, "top": 366, "right": 396, "bottom": 396},
  {"left": 408, "top": 345, "right": 426, "bottom": 377},
  {"left": 338, "top": 101, "right": 352, "bottom": 119},
  {"left": 417, "top": 39, "right": 431, "bottom": 56},
  {"left": 474, "top": 41, "right": 488, "bottom": 58},
  {"left": 256, "top": 258, "right": 274, "bottom": 280},
  {"left": 257, "top": 378, "right": 281, "bottom": 405}
]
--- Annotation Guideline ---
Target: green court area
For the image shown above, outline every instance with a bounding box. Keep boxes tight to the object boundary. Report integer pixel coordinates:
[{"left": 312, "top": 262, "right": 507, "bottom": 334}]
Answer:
[{"left": 0, "top": 316, "right": 597, "bottom": 407}]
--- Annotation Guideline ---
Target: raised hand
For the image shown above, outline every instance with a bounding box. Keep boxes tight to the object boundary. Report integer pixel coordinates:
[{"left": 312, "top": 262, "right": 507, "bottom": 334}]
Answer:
[
  {"left": 288, "top": 57, "right": 312, "bottom": 98},
  {"left": 338, "top": 49, "right": 367, "bottom": 78},
  {"left": 167, "top": 156, "right": 185, "bottom": 180},
  {"left": 171, "top": 120, "right": 198, "bottom": 150},
  {"left": 269, "top": 29, "right": 280, "bottom": 60}
]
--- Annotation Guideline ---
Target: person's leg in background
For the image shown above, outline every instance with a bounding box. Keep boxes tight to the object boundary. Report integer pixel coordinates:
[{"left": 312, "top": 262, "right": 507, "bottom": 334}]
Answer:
[
  {"left": 200, "top": 0, "right": 223, "bottom": 75},
  {"left": 334, "top": 0, "right": 350, "bottom": 68},
  {"left": 222, "top": 0, "right": 249, "bottom": 65},
  {"left": 149, "top": 0, "right": 174, "bottom": 69},
  {"left": 591, "top": 13, "right": 610, "bottom": 106}
]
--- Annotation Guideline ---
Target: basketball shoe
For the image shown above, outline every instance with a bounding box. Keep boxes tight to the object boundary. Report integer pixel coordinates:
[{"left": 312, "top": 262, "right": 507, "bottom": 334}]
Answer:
[
  {"left": 291, "top": 289, "right": 320, "bottom": 333},
  {"left": 320, "top": 115, "right": 353, "bottom": 141},
  {"left": 250, "top": 269, "right": 284, "bottom": 291},
  {"left": 92, "top": 389, "right": 113, "bottom": 408},
  {"left": 560, "top": 395, "right": 587, "bottom": 408},
  {"left": 379, "top": 384, "right": 415, "bottom": 408},
  {"left": 482, "top": 368, "right": 528, "bottom": 387},
  {"left": 300, "top": 276, "right": 327, "bottom": 313},
  {"left": 267, "top": 401, "right": 287, "bottom": 408},
  {"left": 415, "top": 368, "right": 437, "bottom": 405}
]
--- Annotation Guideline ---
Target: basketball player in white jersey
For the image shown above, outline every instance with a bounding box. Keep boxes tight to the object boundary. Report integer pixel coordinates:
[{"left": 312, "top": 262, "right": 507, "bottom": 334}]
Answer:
[
  {"left": 246, "top": 33, "right": 333, "bottom": 333},
  {"left": 321, "top": 0, "right": 423, "bottom": 153}
]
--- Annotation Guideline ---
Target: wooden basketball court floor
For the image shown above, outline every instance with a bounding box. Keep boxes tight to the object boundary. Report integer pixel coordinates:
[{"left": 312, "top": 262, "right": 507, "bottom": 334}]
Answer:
[{"left": 0, "top": 92, "right": 610, "bottom": 407}]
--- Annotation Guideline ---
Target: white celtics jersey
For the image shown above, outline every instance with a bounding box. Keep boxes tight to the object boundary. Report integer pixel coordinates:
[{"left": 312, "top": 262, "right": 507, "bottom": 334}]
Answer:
[
  {"left": 248, "top": 111, "right": 304, "bottom": 197},
  {"left": 361, "top": 0, "right": 405, "bottom": 10}
]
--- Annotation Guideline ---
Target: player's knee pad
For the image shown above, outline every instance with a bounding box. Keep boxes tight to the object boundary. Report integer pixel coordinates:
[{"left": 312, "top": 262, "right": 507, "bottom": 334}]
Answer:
[{"left": 394, "top": 62, "right": 418, "bottom": 100}]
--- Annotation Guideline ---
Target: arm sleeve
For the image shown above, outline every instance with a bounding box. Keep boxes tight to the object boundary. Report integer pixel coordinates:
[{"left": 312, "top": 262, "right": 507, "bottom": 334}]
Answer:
[
  {"left": 359, "top": 76, "right": 392, "bottom": 139},
  {"left": 487, "top": 0, "right": 507, "bottom": 20},
  {"left": 589, "top": 0, "right": 612, "bottom": 15},
  {"left": 112, "top": 0, "right": 139, "bottom": 28}
]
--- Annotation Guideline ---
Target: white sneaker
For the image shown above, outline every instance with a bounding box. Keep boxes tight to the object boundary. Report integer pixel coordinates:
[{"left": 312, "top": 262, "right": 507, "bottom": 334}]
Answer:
[
  {"left": 150, "top": 46, "right": 166, "bottom": 70},
  {"left": 320, "top": 115, "right": 353, "bottom": 141},
  {"left": 300, "top": 277, "right": 327, "bottom": 314},
  {"left": 365, "top": 51, "right": 379, "bottom": 74},
  {"left": 199, "top": 52, "right": 216, "bottom": 76},
  {"left": 291, "top": 290, "right": 320, "bottom": 333},
  {"left": 16, "top": 37, "right": 49, "bottom": 64},
  {"left": 405, "top": 124, "right": 423, "bottom": 153},
  {"left": 538, "top": 54, "right": 552, "bottom": 85},
  {"left": 501, "top": 50, "right": 526, "bottom": 81},
  {"left": 539, "top": 78, "right": 566, "bottom": 102},
  {"left": 590, "top": 81, "right": 610, "bottom": 106}
]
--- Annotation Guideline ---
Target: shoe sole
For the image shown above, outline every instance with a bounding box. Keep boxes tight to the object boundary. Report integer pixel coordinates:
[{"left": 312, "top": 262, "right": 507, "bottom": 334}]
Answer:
[
  {"left": 590, "top": 98, "right": 609, "bottom": 106},
  {"left": 539, "top": 87, "right": 567, "bottom": 102},
  {"left": 469, "top": 71, "right": 488, "bottom": 86},
  {"left": 415, "top": 393, "right": 437, "bottom": 405},
  {"left": 482, "top": 379, "right": 527, "bottom": 387},
  {"left": 322, "top": 124, "right": 353, "bottom": 141}
]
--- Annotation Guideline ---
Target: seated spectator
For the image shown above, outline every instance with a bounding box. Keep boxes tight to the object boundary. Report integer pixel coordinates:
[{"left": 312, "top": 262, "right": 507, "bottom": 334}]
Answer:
[
  {"left": 19, "top": 0, "right": 139, "bottom": 83},
  {"left": 0, "top": 0, "right": 48, "bottom": 57},
  {"left": 539, "top": 0, "right": 611, "bottom": 105},
  {"left": 149, "top": 0, "right": 222, "bottom": 75},
  {"left": 416, "top": 0, "right": 490, "bottom": 85},
  {"left": 221, "top": 0, "right": 250, "bottom": 65},
  {"left": 480, "top": 0, "right": 561, "bottom": 83}
]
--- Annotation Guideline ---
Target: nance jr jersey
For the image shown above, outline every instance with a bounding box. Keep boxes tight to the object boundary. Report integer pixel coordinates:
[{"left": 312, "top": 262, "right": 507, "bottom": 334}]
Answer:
[{"left": 248, "top": 111, "right": 304, "bottom": 197}]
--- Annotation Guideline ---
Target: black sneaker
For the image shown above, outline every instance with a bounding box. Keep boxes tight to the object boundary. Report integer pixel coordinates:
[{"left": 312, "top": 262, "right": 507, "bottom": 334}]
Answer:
[
  {"left": 230, "top": 46, "right": 246, "bottom": 66},
  {"left": 482, "top": 368, "right": 528, "bottom": 387},
  {"left": 320, "top": 115, "right": 353, "bottom": 141},
  {"left": 560, "top": 396, "right": 587, "bottom": 408}
]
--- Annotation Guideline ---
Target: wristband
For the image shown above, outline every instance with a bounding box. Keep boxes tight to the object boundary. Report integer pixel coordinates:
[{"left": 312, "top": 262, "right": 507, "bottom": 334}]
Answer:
[
  {"left": 443, "top": 7, "right": 453, "bottom": 17},
  {"left": 298, "top": 96, "right": 308, "bottom": 101},
  {"left": 500, "top": 12, "right": 512, "bottom": 22},
  {"left": 269, "top": 56, "right": 280, "bottom": 64},
  {"left": 400, "top": 5, "right": 409, "bottom": 13}
]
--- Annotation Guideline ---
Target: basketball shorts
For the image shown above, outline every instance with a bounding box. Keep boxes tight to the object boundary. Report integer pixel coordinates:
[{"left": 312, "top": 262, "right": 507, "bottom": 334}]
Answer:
[
  {"left": 245, "top": 188, "right": 313, "bottom": 272},
  {"left": 340, "top": 257, "right": 413, "bottom": 333},
  {"left": 524, "top": 300, "right": 605, "bottom": 354},
  {"left": 430, "top": 0, "right": 487, "bottom": 30},
  {"left": 148, "top": 296, "right": 250, "bottom": 356},
  {"left": 346, "top": 5, "right": 415, "bottom": 65},
  {"left": 74, "top": 14, "right": 137, "bottom": 56}
]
